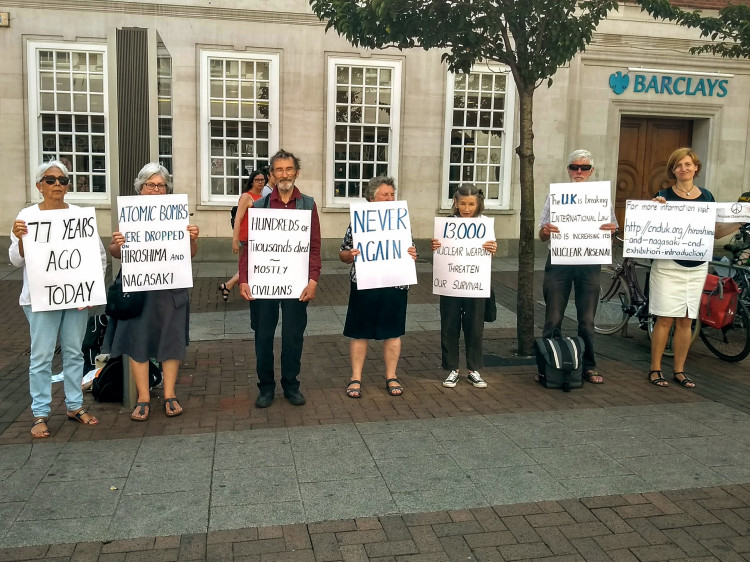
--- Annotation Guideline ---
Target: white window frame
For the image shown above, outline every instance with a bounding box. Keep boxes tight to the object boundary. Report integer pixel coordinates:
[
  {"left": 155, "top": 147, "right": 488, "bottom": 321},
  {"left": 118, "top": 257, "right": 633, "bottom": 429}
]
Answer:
[
  {"left": 441, "top": 63, "right": 516, "bottom": 210},
  {"left": 27, "top": 40, "right": 110, "bottom": 204},
  {"left": 326, "top": 57, "right": 402, "bottom": 206},
  {"left": 199, "top": 49, "right": 280, "bottom": 206},
  {"left": 157, "top": 52, "right": 173, "bottom": 175}
]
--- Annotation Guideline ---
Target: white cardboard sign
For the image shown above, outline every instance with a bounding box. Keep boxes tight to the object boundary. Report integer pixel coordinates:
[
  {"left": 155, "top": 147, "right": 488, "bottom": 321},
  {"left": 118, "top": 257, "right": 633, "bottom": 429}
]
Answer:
[
  {"left": 432, "top": 217, "right": 494, "bottom": 297},
  {"left": 716, "top": 202, "right": 750, "bottom": 223},
  {"left": 623, "top": 199, "right": 716, "bottom": 261},
  {"left": 350, "top": 200, "right": 417, "bottom": 290},
  {"left": 117, "top": 194, "right": 193, "bottom": 292},
  {"left": 22, "top": 207, "right": 106, "bottom": 311},
  {"left": 246, "top": 208, "right": 311, "bottom": 299},
  {"left": 549, "top": 181, "right": 613, "bottom": 265}
]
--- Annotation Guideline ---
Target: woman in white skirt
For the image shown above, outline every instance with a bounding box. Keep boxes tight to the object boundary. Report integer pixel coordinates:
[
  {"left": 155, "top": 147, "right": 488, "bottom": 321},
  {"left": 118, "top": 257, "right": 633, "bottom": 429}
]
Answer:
[{"left": 649, "top": 148, "right": 743, "bottom": 388}]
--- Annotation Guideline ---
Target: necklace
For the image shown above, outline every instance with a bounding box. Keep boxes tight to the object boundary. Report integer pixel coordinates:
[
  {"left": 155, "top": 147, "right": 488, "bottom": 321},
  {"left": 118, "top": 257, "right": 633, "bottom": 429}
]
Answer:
[{"left": 675, "top": 185, "right": 694, "bottom": 196}]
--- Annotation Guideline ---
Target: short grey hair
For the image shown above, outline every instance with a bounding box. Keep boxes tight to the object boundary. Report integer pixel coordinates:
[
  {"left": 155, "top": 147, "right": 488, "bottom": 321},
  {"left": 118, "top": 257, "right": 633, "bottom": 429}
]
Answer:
[
  {"left": 134, "top": 162, "right": 173, "bottom": 194},
  {"left": 35, "top": 160, "right": 69, "bottom": 183},
  {"left": 364, "top": 176, "right": 396, "bottom": 202},
  {"left": 568, "top": 149, "right": 594, "bottom": 168}
]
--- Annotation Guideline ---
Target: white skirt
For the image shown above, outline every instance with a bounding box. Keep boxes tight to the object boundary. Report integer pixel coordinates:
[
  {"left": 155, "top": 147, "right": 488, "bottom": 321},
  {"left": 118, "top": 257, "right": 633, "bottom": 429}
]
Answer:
[{"left": 649, "top": 259, "right": 708, "bottom": 319}]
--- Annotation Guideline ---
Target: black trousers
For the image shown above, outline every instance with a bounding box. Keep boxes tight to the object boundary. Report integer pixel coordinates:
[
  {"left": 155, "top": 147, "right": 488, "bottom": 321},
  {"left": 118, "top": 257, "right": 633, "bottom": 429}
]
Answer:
[
  {"left": 253, "top": 298, "right": 308, "bottom": 394},
  {"left": 542, "top": 257, "right": 600, "bottom": 371},
  {"left": 440, "top": 295, "right": 486, "bottom": 371}
]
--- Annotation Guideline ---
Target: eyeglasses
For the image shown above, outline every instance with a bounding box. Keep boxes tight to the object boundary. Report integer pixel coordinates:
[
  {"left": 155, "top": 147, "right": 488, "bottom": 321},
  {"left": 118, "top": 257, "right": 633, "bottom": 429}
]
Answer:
[
  {"left": 272, "top": 167, "right": 297, "bottom": 176},
  {"left": 568, "top": 164, "right": 592, "bottom": 172},
  {"left": 41, "top": 175, "right": 70, "bottom": 186},
  {"left": 142, "top": 182, "right": 167, "bottom": 192},
  {"left": 252, "top": 178, "right": 266, "bottom": 183}
]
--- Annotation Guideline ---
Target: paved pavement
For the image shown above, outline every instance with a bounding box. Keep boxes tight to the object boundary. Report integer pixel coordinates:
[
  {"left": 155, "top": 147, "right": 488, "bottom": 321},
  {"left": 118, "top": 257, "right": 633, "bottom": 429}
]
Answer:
[{"left": 2, "top": 257, "right": 750, "bottom": 560}]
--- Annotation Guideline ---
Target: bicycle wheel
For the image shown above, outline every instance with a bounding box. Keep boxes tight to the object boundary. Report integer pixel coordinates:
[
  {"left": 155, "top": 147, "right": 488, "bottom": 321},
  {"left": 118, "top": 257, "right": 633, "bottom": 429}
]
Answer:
[
  {"left": 647, "top": 316, "right": 699, "bottom": 357},
  {"left": 594, "top": 268, "right": 630, "bottom": 335},
  {"left": 699, "top": 300, "right": 750, "bottom": 362}
]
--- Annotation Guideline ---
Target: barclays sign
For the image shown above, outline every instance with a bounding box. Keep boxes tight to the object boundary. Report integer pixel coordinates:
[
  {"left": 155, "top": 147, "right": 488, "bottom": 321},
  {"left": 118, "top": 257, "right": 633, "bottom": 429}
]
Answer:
[{"left": 609, "top": 70, "right": 729, "bottom": 98}]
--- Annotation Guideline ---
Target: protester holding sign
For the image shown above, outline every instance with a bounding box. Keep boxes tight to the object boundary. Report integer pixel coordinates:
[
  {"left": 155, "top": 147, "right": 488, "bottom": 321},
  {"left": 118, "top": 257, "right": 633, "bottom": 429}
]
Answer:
[
  {"left": 9, "top": 160, "right": 106, "bottom": 438},
  {"left": 431, "top": 184, "right": 496, "bottom": 389},
  {"left": 538, "top": 150, "right": 618, "bottom": 385},
  {"left": 109, "top": 163, "right": 199, "bottom": 421},
  {"left": 340, "top": 176, "right": 417, "bottom": 398},
  {"left": 239, "top": 149, "right": 321, "bottom": 409},
  {"left": 648, "top": 148, "right": 743, "bottom": 389}
]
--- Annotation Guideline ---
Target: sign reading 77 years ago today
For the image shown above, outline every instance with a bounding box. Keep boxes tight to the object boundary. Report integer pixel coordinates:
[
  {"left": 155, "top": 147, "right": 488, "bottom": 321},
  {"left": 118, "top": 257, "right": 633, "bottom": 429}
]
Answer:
[
  {"left": 350, "top": 200, "right": 417, "bottom": 290},
  {"left": 433, "top": 217, "right": 495, "bottom": 298},
  {"left": 549, "top": 181, "right": 613, "bottom": 265},
  {"left": 246, "top": 208, "right": 311, "bottom": 299},
  {"left": 623, "top": 199, "right": 716, "bottom": 261},
  {"left": 22, "top": 207, "right": 106, "bottom": 312},
  {"left": 117, "top": 194, "right": 193, "bottom": 292}
]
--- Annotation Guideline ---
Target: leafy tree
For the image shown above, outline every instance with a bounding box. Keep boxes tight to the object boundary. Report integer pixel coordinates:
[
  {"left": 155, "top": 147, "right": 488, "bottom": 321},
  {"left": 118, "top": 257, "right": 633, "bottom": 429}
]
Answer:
[
  {"left": 637, "top": 1, "right": 750, "bottom": 58},
  {"left": 310, "top": 0, "right": 619, "bottom": 355}
]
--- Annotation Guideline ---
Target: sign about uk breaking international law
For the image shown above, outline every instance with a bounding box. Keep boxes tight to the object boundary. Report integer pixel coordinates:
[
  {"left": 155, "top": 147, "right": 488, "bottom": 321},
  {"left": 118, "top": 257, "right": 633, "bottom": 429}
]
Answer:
[
  {"left": 23, "top": 207, "right": 106, "bottom": 311},
  {"left": 549, "top": 181, "right": 613, "bottom": 265},
  {"left": 432, "top": 217, "right": 495, "bottom": 298},
  {"left": 117, "top": 194, "right": 193, "bottom": 292},
  {"left": 623, "top": 199, "right": 716, "bottom": 261},
  {"left": 246, "top": 208, "right": 311, "bottom": 299},
  {"left": 350, "top": 200, "right": 417, "bottom": 290}
]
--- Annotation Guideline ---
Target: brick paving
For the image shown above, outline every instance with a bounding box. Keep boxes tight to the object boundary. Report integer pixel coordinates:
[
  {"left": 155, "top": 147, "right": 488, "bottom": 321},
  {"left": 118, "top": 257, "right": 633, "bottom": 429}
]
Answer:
[
  {"left": 2, "top": 265, "right": 750, "bottom": 559},
  {"left": 4, "top": 486, "right": 750, "bottom": 560}
]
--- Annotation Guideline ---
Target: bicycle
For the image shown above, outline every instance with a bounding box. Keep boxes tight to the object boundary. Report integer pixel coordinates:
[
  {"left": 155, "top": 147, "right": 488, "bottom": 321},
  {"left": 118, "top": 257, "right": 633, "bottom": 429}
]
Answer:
[
  {"left": 699, "top": 223, "right": 750, "bottom": 362},
  {"left": 594, "top": 238, "right": 699, "bottom": 355}
]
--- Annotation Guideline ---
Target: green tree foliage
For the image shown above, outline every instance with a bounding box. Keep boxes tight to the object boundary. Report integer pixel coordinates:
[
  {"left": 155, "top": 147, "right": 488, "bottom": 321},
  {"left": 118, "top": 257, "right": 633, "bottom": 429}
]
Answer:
[
  {"left": 637, "top": 0, "right": 750, "bottom": 58},
  {"left": 310, "top": 0, "right": 619, "bottom": 355}
]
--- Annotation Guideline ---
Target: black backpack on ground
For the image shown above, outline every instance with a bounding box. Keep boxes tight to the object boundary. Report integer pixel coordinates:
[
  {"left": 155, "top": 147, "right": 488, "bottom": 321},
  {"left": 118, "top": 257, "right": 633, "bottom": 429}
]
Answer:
[
  {"left": 534, "top": 331, "right": 585, "bottom": 392},
  {"left": 92, "top": 357, "right": 163, "bottom": 402}
]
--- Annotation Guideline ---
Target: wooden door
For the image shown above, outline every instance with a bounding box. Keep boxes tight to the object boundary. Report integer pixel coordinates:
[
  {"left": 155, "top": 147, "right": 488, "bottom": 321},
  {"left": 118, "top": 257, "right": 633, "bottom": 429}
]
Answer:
[{"left": 615, "top": 117, "right": 692, "bottom": 228}]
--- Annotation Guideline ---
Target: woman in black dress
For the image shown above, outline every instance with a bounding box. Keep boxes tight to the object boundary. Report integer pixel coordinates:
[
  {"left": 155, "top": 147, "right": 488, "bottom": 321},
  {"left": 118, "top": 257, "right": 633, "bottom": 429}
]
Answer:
[{"left": 109, "top": 163, "right": 199, "bottom": 420}]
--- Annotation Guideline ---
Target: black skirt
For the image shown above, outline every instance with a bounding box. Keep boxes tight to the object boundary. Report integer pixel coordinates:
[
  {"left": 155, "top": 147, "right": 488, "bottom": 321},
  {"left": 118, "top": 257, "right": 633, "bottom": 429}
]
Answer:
[{"left": 343, "top": 282, "right": 407, "bottom": 340}]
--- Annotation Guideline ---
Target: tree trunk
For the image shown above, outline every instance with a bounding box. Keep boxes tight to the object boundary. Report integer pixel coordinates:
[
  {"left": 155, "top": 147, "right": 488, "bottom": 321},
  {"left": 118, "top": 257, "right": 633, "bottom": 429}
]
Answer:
[{"left": 515, "top": 86, "right": 535, "bottom": 356}]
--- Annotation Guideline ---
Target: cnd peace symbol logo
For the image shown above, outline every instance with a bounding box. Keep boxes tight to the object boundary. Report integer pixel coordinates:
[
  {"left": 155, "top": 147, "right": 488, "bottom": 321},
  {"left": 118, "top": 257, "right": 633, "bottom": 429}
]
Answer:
[
  {"left": 609, "top": 71, "right": 630, "bottom": 95},
  {"left": 731, "top": 202, "right": 743, "bottom": 215}
]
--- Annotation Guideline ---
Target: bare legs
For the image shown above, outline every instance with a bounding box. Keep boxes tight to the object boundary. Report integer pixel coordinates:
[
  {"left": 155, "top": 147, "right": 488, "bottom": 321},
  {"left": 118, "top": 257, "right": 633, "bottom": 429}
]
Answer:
[
  {"left": 130, "top": 357, "right": 183, "bottom": 420},
  {"left": 650, "top": 314, "right": 695, "bottom": 387},
  {"left": 347, "top": 337, "right": 403, "bottom": 396}
]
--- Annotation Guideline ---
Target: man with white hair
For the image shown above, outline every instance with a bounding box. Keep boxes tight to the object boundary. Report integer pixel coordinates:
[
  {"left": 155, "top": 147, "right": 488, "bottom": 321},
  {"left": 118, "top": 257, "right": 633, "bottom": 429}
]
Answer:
[{"left": 538, "top": 149, "right": 618, "bottom": 384}]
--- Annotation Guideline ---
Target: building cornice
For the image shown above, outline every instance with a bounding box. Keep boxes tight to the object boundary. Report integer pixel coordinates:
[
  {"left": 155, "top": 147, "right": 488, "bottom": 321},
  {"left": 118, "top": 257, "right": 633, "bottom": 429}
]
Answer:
[{"left": 2, "top": 0, "right": 325, "bottom": 26}]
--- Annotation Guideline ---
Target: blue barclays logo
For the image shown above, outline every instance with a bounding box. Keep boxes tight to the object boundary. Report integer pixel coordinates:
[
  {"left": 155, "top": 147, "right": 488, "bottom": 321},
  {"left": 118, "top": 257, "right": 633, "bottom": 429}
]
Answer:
[{"left": 608, "top": 70, "right": 729, "bottom": 97}]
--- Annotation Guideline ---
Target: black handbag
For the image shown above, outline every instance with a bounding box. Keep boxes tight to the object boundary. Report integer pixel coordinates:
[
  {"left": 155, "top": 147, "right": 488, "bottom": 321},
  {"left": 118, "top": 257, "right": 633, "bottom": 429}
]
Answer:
[
  {"left": 105, "top": 272, "right": 145, "bottom": 320},
  {"left": 484, "top": 287, "right": 497, "bottom": 322},
  {"left": 534, "top": 330, "right": 585, "bottom": 392}
]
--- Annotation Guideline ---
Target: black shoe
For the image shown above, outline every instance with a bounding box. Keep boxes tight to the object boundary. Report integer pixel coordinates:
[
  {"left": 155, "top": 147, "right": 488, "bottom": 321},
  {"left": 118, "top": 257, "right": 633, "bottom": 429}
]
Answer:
[
  {"left": 284, "top": 390, "right": 306, "bottom": 406},
  {"left": 255, "top": 392, "right": 274, "bottom": 408}
]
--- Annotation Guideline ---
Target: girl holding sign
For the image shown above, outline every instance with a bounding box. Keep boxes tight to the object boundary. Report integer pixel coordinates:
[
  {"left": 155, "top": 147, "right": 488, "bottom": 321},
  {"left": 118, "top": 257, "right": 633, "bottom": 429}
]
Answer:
[
  {"left": 10, "top": 160, "right": 106, "bottom": 438},
  {"left": 431, "top": 184, "right": 497, "bottom": 388},
  {"left": 109, "top": 163, "right": 199, "bottom": 420}
]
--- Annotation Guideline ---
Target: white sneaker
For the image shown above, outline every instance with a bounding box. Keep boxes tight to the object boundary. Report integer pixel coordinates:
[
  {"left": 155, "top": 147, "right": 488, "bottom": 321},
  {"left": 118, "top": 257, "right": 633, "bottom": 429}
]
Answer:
[
  {"left": 443, "top": 370, "right": 460, "bottom": 387},
  {"left": 467, "top": 371, "right": 488, "bottom": 388}
]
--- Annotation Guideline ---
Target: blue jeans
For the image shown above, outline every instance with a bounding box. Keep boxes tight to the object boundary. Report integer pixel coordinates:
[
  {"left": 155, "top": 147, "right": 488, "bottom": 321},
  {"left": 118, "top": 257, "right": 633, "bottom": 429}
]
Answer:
[{"left": 23, "top": 306, "right": 88, "bottom": 417}]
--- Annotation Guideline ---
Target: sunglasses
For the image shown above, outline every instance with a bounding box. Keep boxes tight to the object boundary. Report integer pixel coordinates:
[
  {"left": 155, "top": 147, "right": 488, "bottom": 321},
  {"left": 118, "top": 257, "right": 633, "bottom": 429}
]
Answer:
[
  {"left": 568, "top": 164, "right": 592, "bottom": 172},
  {"left": 41, "top": 175, "right": 71, "bottom": 185}
]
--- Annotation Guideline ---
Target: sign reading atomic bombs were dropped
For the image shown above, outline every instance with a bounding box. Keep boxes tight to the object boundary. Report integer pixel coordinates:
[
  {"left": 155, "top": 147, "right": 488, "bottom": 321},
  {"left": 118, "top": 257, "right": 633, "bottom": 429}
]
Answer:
[
  {"left": 623, "top": 199, "right": 716, "bottom": 261},
  {"left": 432, "top": 217, "right": 495, "bottom": 298},
  {"left": 117, "top": 194, "right": 193, "bottom": 292},
  {"left": 22, "top": 206, "right": 106, "bottom": 312},
  {"left": 350, "top": 200, "right": 417, "bottom": 290},
  {"left": 549, "top": 181, "right": 613, "bottom": 265},
  {"left": 246, "top": 208, "right": 311, "bottom": 299}
]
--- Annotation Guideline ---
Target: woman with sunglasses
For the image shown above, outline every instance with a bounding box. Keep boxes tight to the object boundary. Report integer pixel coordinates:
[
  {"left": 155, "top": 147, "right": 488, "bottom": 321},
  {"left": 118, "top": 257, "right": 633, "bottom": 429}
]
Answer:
[
  {"left": 9, "top": 160, "right": 106, "bottom": 438},
  {"left": 538, "top": 150, "right": 618, "bottom": 385},
  {"left": 109, "top": 163, "right": 199, "bottom": 420}
]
